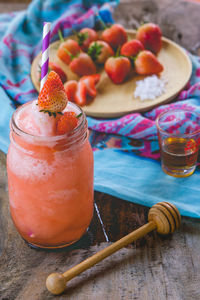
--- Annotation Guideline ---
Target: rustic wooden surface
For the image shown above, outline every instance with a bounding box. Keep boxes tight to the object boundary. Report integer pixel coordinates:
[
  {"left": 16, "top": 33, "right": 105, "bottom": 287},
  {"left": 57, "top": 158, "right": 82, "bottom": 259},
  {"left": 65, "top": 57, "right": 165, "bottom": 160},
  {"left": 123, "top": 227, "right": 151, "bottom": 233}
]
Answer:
[{"left": 1, "top": 1, "right": 200, "bottom": 300}]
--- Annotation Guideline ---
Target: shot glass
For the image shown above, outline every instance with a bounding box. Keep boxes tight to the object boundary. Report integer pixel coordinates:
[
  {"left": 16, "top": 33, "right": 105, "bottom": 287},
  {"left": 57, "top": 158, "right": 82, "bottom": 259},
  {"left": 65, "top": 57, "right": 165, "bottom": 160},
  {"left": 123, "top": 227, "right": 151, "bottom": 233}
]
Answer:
[{"left": 156, "top": 109, "right": 200, "bottom": 177}]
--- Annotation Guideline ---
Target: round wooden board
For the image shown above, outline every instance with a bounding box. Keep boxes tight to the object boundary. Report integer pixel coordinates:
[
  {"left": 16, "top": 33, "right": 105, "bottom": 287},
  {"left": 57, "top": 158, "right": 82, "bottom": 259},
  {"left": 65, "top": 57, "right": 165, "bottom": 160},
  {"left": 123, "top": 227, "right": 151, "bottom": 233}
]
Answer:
[{"left": 31, "top": 30, "right": 192, "bottom": 118}]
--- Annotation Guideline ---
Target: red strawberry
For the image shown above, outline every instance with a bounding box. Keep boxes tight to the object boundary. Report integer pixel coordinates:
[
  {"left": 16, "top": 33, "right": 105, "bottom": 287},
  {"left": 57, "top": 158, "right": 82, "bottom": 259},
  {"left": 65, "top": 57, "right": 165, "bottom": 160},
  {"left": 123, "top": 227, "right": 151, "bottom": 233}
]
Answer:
[
  {"left": 101, "top": 24, "right": 127, "bottom": 50},
  {"left": 105, "top": 56, "right": 131, "bottom": 84},
  {"left": 74, "top": 81, "right": 87, "bottom": 106},
  {"left": 88, "top": 40, "right": 114, "bottom": 64},
  {"left": 56, "top": 111, "right": 78, "bottom": 134},
  {"left": 81, "top": 73, "right": 101, "bottom": 84},
  {"left": 77, "top": 28, "right": 98, "bottom": 51},
  {"left": 80, "top": 75, "right": 97, "bottom": 98},
  {"left": 120, "top": 39, "right": 144, "bottom": 57},
  {"left": 136, "top": 23, "right": 162, "bottom": 54},
  {"left": 69, "top": 53, "right": 96, "bottom": 77},
  {"left": 134, "top": 50, "right": 164, "bottom": 75},
  {"left": 57, "top": 39, "right": 81, "bottom": 65},
  {"left": 64, "top": 80, "right": 78, "bottom": 102},
  {"left": 49, "top": 62, "right": 67, "bottom": 83},
  {"left": 38, "top": 71, "right": 68, "bottom": 113}
]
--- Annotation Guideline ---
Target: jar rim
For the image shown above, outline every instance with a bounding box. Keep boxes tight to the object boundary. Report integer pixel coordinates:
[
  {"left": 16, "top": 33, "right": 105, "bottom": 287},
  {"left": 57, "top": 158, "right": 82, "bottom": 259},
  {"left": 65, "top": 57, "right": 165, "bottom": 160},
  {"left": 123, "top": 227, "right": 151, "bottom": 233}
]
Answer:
[
  {"left": 156, "top": 109, "right": 200, "bottom": 137},
  {"left": 11, "top": 100, "right": 87, "bottom": 144}
]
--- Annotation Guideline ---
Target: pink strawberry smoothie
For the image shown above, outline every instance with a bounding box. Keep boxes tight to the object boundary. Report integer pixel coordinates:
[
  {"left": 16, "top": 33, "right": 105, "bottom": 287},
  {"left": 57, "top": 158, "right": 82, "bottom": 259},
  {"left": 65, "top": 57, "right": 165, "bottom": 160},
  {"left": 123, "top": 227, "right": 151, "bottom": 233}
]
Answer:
[{"left": 7, "top": 100, "right": 94, "bottom": 248}]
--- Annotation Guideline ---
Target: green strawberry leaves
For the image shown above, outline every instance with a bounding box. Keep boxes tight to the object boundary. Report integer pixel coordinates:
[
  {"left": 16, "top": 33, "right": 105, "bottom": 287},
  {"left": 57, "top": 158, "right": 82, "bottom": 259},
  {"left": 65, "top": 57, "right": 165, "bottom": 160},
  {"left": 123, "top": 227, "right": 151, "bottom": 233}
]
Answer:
[
  {"left": 76, "top": 112, "right": 83, "bottom": 119},
  {"left": 88, "top": 42, "right": 103, "bottom": 61},
  {"left": 39, "top": 110, "right": 63, "bottom": 118},
  {"left": 77, "top": 32, "right": 88, "bottom": 46}
]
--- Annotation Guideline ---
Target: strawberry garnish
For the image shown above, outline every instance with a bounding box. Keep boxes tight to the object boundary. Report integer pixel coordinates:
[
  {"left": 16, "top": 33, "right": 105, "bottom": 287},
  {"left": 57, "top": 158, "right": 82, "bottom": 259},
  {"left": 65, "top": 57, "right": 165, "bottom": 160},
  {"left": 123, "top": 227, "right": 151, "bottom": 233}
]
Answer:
[
  {"left": 56, "top": 111, "right": 79, "bottom": 135},
  {"left": 38, "top": 71, "right": 68, "bottom": 115}
]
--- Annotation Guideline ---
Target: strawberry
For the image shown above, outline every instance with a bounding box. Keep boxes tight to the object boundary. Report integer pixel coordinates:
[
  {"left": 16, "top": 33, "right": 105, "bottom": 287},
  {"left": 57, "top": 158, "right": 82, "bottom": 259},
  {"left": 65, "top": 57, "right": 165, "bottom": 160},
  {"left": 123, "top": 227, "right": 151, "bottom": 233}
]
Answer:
[
  {"left": 88, "top": 40, "right": 114, "bottom": 64},
  {"left": 38, "top": 71, "right": 68, "bottom": 114},
  {"left": 136, "top": 23, "right": 162, "bottom": 54},
  {"left": 105, "top": 56, "right": 131, "bottom": 84},
  {"left": 74, "top": 81, "right": 87, "bottom": 106},
  {"left": 77, "top": 28, "right": 98, "bottom": 51},
  {"left": 81, "top": 73, "right": 101, "bottom": 84},
  {"left": 56, "top": 111, "right": 78, "bottom": 135},
  {"left": 64, "top": 80, "right": 78, "bottom": 102},
  {"left": 57, "top": 39, "right": 81, "bottom": 65},
  {"left": 134, "top": 50, "right": 164, "bottom": 75},
  {"left": 101, "top": 24, "right": 127, "bottom": 50},
  {"left": 120, "top": 39, "right": 144, "bottom": 58},
  {"left": 69, "top": 53, "right": 96, "bottom": 77},
  {"left": 80, "top": 75, "right": 97, "bottom": 98},
  {"left": 49, "top": 62, "right": 67, "bottom": 83}
]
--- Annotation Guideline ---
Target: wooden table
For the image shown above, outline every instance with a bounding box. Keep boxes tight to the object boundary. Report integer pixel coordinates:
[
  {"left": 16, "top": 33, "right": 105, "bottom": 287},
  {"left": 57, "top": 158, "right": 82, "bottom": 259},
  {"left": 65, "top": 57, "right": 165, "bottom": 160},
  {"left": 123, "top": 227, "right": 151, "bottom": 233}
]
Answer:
[{"left": 1, "top": 1, "right": 200, "bottom": 299}]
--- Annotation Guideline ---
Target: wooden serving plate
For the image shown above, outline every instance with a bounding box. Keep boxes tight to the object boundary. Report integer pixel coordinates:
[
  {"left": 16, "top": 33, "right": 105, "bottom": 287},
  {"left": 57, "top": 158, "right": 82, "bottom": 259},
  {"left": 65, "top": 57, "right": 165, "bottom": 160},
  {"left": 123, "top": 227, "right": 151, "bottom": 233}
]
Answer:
[{"left": 31, "top": 30, "right": 192, "bottom": 118}]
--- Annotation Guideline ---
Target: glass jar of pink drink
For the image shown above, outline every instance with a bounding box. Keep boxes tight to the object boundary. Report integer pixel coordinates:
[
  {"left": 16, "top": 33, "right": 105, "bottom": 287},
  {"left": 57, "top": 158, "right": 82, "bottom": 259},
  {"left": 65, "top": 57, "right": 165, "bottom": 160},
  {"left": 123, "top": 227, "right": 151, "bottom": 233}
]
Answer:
[{"left": 7, "top": 100, "right": 94, "bottom": 249}]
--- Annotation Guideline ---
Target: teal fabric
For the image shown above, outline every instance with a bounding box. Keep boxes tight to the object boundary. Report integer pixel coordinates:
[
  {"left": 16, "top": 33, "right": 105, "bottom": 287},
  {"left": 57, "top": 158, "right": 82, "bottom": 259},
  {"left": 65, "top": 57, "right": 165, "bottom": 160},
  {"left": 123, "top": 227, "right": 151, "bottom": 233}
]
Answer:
[{"left": 94, "top": 149, "right": 200, "bottom": 218}]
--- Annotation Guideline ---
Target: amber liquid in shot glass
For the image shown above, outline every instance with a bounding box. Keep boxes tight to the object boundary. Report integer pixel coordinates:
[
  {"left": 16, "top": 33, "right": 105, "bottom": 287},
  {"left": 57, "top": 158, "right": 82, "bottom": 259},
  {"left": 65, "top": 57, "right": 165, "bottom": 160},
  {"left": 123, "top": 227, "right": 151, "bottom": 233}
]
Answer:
[{"left": 160, "top": 137, "right": 198, "bottom": 177}]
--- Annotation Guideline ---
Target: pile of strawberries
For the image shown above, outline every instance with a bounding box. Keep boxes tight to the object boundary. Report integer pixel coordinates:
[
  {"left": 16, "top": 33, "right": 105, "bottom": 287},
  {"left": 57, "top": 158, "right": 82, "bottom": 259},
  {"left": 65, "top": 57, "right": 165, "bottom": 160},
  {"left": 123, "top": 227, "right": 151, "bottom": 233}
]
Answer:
[{"left": 48, "top": 22, "right": 164, "bottom": 106}]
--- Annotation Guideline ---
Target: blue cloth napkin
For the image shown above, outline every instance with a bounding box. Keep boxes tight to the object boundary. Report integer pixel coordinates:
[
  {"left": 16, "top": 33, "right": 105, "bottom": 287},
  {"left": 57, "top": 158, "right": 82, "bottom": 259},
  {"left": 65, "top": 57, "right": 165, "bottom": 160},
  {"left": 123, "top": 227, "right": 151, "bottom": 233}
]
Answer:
[{"left": 0, "top": 0, "right": 200, "bottom": 218}]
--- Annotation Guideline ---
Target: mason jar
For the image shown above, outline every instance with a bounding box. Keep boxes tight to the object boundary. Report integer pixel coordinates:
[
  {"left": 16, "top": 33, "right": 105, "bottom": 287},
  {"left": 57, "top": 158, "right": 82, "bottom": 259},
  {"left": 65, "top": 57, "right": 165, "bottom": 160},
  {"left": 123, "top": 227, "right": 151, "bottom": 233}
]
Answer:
[{"left": 7, "top": 101, "right": 94, "bottom": 249}]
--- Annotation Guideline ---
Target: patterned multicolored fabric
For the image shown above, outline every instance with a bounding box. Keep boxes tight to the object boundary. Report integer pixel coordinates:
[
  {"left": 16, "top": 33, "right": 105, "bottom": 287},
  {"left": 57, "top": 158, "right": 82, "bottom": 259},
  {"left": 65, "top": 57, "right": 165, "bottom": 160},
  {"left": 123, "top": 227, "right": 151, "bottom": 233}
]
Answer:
[{"left": 0, "top": 0, "right": 200, "bottom": 217}]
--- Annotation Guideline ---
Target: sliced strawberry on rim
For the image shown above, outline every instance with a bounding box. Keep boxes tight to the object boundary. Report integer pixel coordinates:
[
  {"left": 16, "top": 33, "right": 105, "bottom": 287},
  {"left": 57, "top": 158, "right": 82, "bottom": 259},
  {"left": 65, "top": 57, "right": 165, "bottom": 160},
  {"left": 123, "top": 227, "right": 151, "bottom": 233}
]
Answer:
[{"left": 56, "top": 111, "right": 79, "bottom": 135}]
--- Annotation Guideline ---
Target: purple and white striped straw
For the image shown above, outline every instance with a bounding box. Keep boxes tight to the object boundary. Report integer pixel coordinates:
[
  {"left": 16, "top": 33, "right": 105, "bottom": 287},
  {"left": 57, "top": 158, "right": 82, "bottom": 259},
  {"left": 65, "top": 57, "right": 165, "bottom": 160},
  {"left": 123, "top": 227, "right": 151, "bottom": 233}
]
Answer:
[{"left": 40, "top": 22, "right": 51, "bottom": 91}]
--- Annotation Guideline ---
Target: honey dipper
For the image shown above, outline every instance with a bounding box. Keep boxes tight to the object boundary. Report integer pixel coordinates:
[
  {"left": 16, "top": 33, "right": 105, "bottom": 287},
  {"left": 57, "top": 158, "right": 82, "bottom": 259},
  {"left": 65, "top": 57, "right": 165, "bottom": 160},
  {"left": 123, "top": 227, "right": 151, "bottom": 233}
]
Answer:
[{"left": 46, "top": 201, "right": 181, "bottom": 295}]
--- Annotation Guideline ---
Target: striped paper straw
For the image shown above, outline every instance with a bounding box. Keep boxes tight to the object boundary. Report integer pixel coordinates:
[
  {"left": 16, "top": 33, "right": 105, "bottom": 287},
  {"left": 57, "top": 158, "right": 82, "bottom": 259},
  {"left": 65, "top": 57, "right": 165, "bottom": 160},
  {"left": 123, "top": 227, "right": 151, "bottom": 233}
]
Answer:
[{"left": 40, "top": 22, "right": 51, "bottom": 91}]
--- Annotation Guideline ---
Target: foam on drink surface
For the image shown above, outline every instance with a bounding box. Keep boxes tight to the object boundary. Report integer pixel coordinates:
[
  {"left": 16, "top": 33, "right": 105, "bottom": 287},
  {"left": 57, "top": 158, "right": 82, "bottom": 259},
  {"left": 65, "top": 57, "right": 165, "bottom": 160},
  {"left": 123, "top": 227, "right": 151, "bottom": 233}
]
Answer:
[
  {"left": 8, "top": 100, "right": 83, "bottom": 181},
  {"left": 16, "top": 100, "right": 81, "bottom": 137}
]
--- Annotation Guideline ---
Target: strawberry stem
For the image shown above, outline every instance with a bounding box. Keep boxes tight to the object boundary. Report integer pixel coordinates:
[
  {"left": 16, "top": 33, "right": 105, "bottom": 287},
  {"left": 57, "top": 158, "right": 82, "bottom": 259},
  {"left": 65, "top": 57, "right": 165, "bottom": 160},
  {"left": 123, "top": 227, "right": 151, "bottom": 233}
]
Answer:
[
  {"left": 130, "top": 56, "right": 136, "bottom": 66},
  {"left": 77, "top": 32, "right": 88, "bottom": 46},
  {"left": 115, "top": 46, "right": 121, "bottom": 57},
  {"left": 88, "top": 42, "right": 103, "bottom": 61},
  {"left": 58, "top": 29, "right": 64, "bottom": 43},
  {"left": 63, "top": 47, "right": 74, "bottom": 59}
]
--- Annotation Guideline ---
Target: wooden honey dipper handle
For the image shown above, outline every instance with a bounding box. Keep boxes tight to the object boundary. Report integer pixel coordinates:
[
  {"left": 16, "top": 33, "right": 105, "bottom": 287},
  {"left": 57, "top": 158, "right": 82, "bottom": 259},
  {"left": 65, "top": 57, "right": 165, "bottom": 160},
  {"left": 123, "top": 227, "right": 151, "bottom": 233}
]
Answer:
[{"left": 46, "top": 202, "right": 181, "bottom": 295}]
